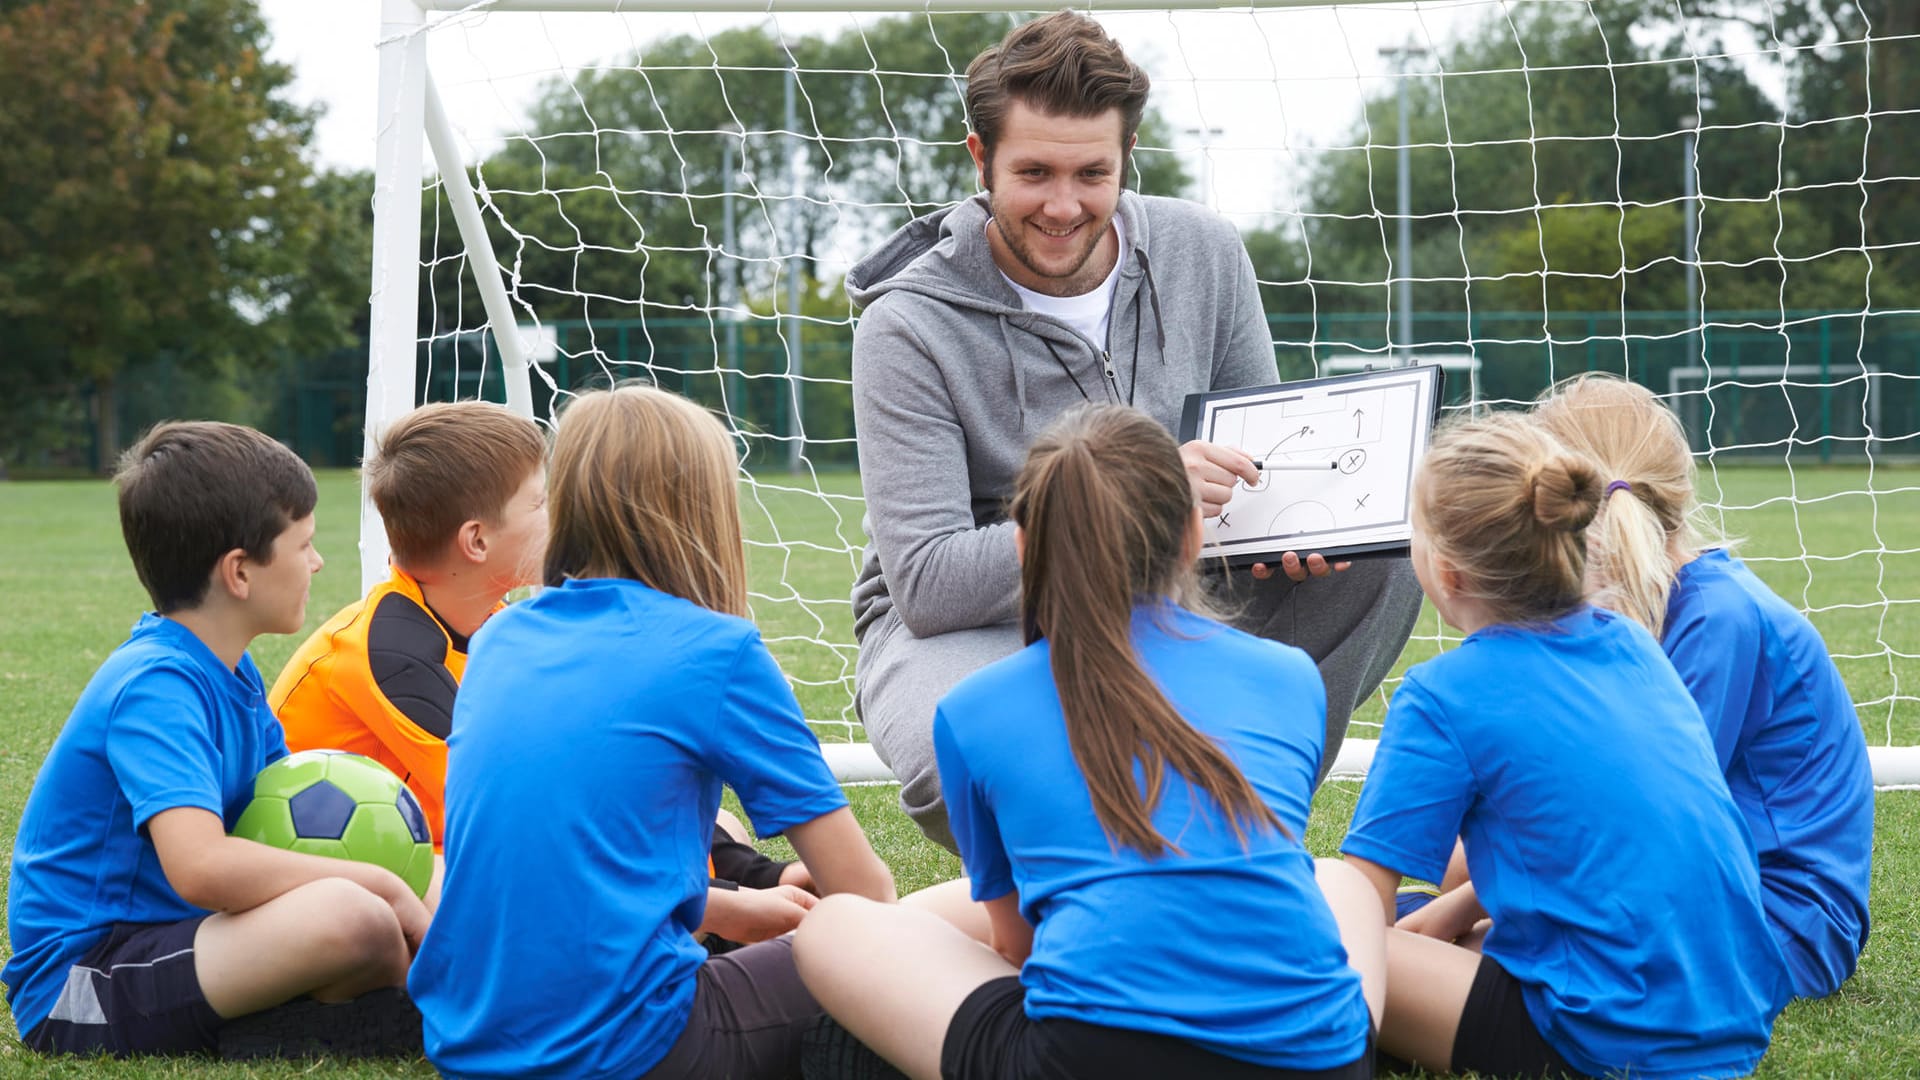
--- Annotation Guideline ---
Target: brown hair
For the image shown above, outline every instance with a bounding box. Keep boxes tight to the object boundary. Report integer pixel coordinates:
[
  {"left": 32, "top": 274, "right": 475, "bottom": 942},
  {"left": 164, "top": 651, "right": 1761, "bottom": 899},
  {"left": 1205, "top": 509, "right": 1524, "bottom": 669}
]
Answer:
[
  {"left": 115, "top": 421, "right": 317, "bottom": 614},
  {"left": 1010, "top": 404, "right": 1283, "bottom": 858},
  {"left": 1416, "top": 411, "right": 1604, "bottom": 627},
  {"left": 1533, "top": 374, "right": 1714, "bottom": 638},
  {"left": 543, "top": 385, "right": 747, "bottom": 617},
  {"left": 965, "top": 11, "right": 1150, "bottom": 171},
  {"left": 367, "top": 401, "right": 548, "bottom": 568}
]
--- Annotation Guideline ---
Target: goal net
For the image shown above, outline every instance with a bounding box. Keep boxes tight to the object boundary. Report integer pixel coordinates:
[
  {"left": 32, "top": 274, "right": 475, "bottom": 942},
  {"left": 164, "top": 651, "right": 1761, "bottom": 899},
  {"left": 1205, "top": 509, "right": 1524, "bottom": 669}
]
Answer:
[{"left": 368, "top": 0, "right": 1918, "bottom": 784}]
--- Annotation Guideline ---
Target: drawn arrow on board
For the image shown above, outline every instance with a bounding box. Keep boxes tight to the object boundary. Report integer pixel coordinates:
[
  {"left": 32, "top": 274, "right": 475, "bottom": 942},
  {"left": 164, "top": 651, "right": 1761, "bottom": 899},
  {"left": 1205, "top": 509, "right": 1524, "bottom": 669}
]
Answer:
[{"left": 1354, "top": 410, "right": 1364, "bottom": 437}]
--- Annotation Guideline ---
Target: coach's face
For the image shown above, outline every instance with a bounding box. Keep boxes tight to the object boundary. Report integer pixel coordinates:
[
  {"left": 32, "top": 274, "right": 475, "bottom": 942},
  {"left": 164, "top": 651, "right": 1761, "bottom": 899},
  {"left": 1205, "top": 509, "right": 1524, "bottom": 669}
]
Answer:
[{"left": 968, "top": 101, "right": 1132, "bottom": 298}]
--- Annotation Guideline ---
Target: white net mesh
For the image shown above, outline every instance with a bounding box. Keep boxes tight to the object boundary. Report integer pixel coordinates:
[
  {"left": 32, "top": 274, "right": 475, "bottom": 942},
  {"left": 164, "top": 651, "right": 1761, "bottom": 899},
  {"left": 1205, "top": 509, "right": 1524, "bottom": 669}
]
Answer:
[{"left": 386, "top": 1, "right": 1917, "bottom": 761}]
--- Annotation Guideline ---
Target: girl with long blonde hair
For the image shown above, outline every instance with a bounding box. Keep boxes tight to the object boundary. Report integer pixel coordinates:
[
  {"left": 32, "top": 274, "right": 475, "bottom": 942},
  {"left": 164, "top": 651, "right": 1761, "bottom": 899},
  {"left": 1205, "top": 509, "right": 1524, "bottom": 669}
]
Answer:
[{"left": 410, "top": 385, "right": 893, "bottom": 1080}]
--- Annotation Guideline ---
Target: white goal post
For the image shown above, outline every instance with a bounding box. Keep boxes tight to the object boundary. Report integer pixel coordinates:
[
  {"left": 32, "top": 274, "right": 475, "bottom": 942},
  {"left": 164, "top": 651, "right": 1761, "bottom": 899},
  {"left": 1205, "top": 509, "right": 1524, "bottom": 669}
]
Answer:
[{"left": 366, "top": 0, "right": 1919, "bottom": 788}]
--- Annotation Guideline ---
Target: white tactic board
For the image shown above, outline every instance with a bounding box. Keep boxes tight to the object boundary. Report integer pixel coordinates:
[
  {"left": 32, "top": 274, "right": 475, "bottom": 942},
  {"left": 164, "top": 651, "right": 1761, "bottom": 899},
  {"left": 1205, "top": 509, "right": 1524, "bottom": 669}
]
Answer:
[{"left": 1179, "top": 365, "right": 1444, "bottom": 564}]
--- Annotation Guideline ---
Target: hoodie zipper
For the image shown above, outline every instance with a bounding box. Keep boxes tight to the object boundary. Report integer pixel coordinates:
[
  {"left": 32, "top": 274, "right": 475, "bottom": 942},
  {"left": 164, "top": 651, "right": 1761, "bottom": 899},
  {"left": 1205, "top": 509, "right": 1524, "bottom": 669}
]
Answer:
[{"left": 1101, "top": 350, "right": 1119, "bottom": 402}]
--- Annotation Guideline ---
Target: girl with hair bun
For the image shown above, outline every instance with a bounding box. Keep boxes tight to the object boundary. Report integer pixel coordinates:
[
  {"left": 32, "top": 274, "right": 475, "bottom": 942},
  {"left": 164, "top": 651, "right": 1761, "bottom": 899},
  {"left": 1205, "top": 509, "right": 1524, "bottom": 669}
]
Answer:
[
  {"left": 795, "top": 403, "right": 1384, "bottom": 1080},
  {"left": 1535, "top": 373, "right": 1871, "bottom": 1000},
  {"left": 1340, "top": 412, "right": 1791, "bottom": 1080}
]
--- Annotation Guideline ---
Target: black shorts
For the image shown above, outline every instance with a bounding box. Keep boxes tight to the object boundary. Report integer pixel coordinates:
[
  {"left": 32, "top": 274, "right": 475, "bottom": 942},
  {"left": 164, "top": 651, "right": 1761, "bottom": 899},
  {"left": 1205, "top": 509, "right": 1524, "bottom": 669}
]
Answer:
[
  {"left": 641, "top": 936, "right": 822, "bottom": 1079},
  {"left": 941, "top": 976, "right": 1373, "bottom": 1080},
  {"left": 23, "top": 916, "right": 222, "bottom": 1056},
  {"left": 1451, "top": 956, "right": 1591, "bottom": 1080}
]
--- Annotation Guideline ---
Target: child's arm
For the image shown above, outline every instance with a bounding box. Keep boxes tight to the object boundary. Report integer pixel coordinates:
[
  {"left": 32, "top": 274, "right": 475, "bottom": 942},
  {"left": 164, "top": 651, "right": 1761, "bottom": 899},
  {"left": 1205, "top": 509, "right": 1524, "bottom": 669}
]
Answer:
[
  {"left": 1343, "top": 855, "right": 1403, "bottom": 926},
  {"left": 1397, "top": 882, "right": 1487, "bottom": 942},
  {"left": 983, "top": 891, "right": 1032, "bottom": 968},
  {"left": 784, "top": 807, "right": 895, "bottom": 902},
  {"left": 146, "top": 806, "right": 430, "bottom": 951}
]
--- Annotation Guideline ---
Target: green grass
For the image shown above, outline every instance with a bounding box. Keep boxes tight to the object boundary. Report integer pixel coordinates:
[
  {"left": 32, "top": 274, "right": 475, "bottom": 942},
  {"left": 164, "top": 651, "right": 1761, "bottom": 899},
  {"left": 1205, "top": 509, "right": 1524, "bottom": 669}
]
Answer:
[{"left": 1, "top": 465, "right": 1917, "bottom": 1078}]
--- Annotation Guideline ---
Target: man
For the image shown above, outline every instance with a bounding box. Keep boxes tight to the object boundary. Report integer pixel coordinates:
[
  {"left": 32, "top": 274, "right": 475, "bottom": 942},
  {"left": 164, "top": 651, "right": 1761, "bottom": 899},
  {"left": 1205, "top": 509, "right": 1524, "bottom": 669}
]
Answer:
[{"left": 847, "top": 11, "right": 1424, "bottom": 850}]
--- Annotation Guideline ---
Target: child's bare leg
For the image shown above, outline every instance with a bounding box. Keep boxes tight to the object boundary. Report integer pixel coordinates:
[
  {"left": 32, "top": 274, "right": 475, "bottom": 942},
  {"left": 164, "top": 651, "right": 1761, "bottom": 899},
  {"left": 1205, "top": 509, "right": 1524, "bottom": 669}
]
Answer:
[
  {"left": 1377, "top": 927, "right": 1482, "bottom": 1071},
  {"left": 1440, "top": 839, "right": 1470, "bottom": 892},
  {"left": 194, "top": 878, "right": 410, "bottom": 1019},
  {"left": 424, "top": 854, "right": 445, "bottom": 914},
  {"left": 715, "top": 807, "right": 752, "bottom": 845},
  {"left": 1315, "top": 857, "right": 1387, "bottom": 1030},
  {"left": 900, "top": 879, "right": 991, "bottom": 944},
  {"left": 794, "top": 893, "right": 1015, "bottom": 1080}
]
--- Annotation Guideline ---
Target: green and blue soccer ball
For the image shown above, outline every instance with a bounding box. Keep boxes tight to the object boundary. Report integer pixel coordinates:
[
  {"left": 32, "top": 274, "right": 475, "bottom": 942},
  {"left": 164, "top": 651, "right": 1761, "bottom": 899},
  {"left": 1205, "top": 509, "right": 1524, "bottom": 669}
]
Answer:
[{"left": 232, "top": 750, "right": 435, "bottom": 898}]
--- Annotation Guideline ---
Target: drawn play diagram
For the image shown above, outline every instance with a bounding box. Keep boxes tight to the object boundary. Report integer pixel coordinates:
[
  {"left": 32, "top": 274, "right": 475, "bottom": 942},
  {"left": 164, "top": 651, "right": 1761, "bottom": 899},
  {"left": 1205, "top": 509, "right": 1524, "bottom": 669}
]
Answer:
[{"left": 1178, "top": 365, "right": 1443, "bottom": 564}]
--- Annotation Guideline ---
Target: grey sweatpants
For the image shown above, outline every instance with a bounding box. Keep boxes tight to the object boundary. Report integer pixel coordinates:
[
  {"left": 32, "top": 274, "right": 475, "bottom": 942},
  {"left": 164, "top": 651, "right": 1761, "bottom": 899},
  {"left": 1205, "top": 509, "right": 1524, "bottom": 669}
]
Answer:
[{"left": 854, "top": 556, "right": 1425, "bottom": 852}]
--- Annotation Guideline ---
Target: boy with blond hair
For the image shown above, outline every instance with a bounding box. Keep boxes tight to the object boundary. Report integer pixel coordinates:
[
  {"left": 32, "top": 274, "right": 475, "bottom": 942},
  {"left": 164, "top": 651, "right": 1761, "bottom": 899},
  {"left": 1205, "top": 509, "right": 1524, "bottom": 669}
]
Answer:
[
  {"left": 272, "top": 401, "right": 549, "bottom": 846},
  {"left": 5, "top": 422, "right": 425, "bottom": 1057}
]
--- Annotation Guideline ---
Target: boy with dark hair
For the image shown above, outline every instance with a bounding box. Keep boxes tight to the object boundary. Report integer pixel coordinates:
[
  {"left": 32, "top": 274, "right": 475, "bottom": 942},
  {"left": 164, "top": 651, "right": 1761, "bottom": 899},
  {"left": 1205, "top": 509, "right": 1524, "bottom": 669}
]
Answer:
[
  {"left": 4, "top": 421, "right": 427, "bottom": 1058},
  {"left": 271, "top": 400, "right": 811, "bottom": 939}
]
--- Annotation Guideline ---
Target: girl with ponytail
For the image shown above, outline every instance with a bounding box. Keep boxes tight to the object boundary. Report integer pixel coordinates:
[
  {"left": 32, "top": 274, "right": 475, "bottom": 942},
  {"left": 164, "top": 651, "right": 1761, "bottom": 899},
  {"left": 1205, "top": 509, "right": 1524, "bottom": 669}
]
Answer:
[
  {"left": 796, "top": 403, "right": 1384, "bottom": 1080},
  {"left": 1534, "top": 374, "right": 1871, "bottom": 1000},
  {"left": 1340, "top": 411, "right": 1791, "bottom": 1079}
]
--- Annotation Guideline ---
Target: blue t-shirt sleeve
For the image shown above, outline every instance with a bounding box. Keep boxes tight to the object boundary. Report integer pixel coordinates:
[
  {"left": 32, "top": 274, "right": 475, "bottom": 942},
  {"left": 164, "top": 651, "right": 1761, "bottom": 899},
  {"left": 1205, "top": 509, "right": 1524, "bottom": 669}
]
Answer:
[
  {"left": 1340, "top": 676, "right": 1474, "bottom": 885},
  {"left": 1664, "top": 599, "right": 1759, "bottom": 771},
  {"left": 105, "top": 666, "right": 225, "bottom": 832},
  {"left": 702, "top": 633, "right": 849, "bottom": 838},
  {"left": 933, "top": 705, "right": 1013, "bottom": 903}
]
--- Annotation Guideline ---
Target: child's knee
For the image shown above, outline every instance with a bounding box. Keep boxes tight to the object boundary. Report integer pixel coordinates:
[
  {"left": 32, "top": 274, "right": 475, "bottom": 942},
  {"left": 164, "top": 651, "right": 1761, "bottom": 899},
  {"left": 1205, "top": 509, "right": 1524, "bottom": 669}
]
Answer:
[
  {"left": 793, "top": 893, "right": 875, "bottom": 972},
  {"left": 300, "top": 878, "right": 407, "bottom": 966}
]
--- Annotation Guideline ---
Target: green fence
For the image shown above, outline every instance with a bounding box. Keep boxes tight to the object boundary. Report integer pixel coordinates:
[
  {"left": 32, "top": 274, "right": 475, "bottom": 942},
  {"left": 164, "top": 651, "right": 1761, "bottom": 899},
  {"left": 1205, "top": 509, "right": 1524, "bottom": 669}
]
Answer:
[{"left": 22, "top": 308, "right": 1912, "bottom": 474}]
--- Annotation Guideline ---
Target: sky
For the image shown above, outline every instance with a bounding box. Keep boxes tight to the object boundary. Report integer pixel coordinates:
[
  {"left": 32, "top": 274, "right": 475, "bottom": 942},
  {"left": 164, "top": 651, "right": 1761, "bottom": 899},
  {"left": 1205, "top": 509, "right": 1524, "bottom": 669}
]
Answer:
[{"left": 257, "top": 1, "right": 1503, "bottom": 222}]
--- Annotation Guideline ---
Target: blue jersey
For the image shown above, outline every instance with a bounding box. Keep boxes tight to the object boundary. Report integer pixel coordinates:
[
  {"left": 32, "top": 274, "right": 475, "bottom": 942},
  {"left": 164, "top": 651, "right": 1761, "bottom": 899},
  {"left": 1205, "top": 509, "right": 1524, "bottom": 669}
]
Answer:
[
  {"left": 1341, "top": 607, "right": 1791, "bottom": 1080},
  {"left": 409, "top": 578, "right": 849, "bottom": 1080},
  {"left": 936, "top": 603, "right": 1372, "bottom": 1070},
  {"left": 5, "top": 614, "right": 287, "bottom": 1035},
  {"left": 1665, "top": 548, "right": 1873, "bottom": 998}
]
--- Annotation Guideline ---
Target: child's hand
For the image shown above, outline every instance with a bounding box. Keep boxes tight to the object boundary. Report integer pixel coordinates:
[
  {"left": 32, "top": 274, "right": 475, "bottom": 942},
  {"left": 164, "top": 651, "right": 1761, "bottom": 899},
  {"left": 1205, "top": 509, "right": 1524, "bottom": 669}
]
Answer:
[
  {"left": 778, "top": 860, "right": 817, "bottom": 894},
  {"left": 701, "top": 884, "right": 818, "bottom": 944},
  {"left": 1396, "top": 882, "right": 1485, "bottom": 945}
]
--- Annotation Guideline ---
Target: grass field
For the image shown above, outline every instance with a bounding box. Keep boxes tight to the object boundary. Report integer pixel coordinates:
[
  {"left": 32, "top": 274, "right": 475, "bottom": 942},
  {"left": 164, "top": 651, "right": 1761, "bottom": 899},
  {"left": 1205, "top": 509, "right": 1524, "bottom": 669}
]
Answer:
[{"left": 1, "top": 465, "right": 1917, "bottom": 1078}]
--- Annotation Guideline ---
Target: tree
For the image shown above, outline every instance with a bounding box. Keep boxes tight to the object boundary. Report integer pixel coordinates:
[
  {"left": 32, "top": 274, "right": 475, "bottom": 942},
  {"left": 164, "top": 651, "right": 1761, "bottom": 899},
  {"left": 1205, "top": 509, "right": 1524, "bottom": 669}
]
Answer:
[
  {"left": 425, "top": 14, "right": 1188, "bottom": 332},
  {"left": 1715, "top": 1, "right": 1920, "bottom": 309},
  {"left": 1245, "top": 0, "right": 1785, "bottom": 333},
  {"left": 0, "top": 0, "right": 326, "bottom": 461}
]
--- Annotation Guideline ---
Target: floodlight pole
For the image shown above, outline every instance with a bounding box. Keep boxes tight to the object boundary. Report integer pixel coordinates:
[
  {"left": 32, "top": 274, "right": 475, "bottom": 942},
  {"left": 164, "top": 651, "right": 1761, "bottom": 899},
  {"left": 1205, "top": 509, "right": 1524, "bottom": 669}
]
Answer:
[
  {"left": 1682, "top": 113, "right": 1700, "bottom": 344},
  {"left": 721, "top": 131, "right": 744, "bottom": 415},
  {"left": 1183, "top": 124, "right": 1224, "bottom": 210},
  {"left": 784, "top": 63, "right": 805, "bottom": 473},
  {"left": 1379, "top": 40, "right": 1428, "bottom": 365}
]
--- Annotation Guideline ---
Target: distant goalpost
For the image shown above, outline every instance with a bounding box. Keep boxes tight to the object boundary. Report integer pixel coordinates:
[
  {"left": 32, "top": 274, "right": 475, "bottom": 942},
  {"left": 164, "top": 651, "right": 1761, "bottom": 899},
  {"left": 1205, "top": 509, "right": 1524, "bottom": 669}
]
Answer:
[{"left": 365, "top": 0, "right": 1919, "bottom": 786}]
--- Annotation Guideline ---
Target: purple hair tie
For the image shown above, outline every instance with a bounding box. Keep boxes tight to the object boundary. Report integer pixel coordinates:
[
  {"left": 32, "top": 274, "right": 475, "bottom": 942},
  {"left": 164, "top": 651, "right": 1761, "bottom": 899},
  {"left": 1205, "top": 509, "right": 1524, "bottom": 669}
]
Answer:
[{"left": 1605, "top": 479, "right": 1632, "bottom": 496}]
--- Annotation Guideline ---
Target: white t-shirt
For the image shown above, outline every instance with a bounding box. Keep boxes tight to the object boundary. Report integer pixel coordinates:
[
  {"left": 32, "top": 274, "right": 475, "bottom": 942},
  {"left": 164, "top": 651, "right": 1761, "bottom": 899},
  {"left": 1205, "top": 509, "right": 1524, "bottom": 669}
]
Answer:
[{"left": 995, "top": 215, "right": 1128, "bottom": 350}]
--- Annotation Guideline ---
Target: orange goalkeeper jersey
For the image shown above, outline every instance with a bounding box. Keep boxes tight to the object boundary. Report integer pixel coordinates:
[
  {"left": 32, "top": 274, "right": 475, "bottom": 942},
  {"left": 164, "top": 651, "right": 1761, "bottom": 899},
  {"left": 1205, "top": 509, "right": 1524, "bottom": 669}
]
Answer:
[{"left": 269, "top": 566, "right": 494, "bottom": 849}]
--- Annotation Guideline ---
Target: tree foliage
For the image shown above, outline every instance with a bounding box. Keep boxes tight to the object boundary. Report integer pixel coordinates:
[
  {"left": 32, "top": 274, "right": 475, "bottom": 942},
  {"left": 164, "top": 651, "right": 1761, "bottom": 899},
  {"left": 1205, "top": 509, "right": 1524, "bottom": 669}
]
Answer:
[
  {"left": 427, "top": 14, "right": 1188, "bottom": 331},
  {"left": 1249, "top": 0, "right": 1911, "bottom": 331},
  {"left": 0, "top": 0, "right": 337, "bottom": 460}
]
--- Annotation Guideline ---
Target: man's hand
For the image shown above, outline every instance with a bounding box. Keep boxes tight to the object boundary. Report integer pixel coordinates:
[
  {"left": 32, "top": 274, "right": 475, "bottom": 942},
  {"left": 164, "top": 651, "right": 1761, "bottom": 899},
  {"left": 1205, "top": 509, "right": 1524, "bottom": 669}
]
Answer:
[
  {"left": 1250, "top": 551, "right": 1351, "bottom": 583},
  {"left": 699, "top": 885, "right": 819, "bottom": 945},
  {"left": 1178, "top": 440, "right": 1260, "bottom": 519}
]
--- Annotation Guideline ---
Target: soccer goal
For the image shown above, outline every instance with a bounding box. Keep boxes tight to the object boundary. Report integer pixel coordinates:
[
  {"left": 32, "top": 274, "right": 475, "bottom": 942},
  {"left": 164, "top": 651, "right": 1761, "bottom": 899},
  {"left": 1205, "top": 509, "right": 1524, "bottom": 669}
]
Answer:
[{"left": 365, "top": 0, "right": 1919, "bottom": 786}]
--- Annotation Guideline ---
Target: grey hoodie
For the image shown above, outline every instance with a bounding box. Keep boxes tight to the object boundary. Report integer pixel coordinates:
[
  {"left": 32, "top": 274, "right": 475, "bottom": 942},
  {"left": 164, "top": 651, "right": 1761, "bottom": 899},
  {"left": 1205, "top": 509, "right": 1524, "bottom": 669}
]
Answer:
[{"left": 848, "top": 190, "right": 1276, "bottom": 643}]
